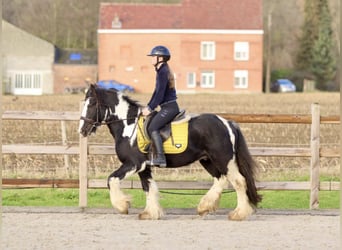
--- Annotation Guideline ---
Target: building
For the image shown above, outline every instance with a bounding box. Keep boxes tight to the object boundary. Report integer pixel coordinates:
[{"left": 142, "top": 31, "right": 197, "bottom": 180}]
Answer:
[
  {"left": 2, "top": 20, "right": 98, "bottom": 95},
  {"left": 53, "top": 49, "right": 98, "bottom": 94},
  {"left": 98, "top": 0, "right": 263, "bottom": 93},
  {"left": 2, "top": 20, "right": 55, "bottom": 95}
]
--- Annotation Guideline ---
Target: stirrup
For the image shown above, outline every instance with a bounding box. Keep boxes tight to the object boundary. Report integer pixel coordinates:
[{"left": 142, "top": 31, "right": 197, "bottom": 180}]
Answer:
[
  {"left": 145, "top": 160, "right": 167, "bottom": 168},
  {"left": 145, "top": 156, "right": 166, "bottom": 168}
]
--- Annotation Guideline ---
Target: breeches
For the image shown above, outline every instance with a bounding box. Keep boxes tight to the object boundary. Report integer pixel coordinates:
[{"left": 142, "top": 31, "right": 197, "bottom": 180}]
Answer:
[{"left": 148, "top": 101, "right": 179, "bottom": 135}]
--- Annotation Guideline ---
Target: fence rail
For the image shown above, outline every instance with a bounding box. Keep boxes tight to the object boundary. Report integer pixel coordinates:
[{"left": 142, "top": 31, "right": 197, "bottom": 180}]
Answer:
[
  {"left": 2, "top": 104, "right": 340, "bottom": 209},
  {"left": 3, "top": 178, "right": 340, "bottom": 191}
]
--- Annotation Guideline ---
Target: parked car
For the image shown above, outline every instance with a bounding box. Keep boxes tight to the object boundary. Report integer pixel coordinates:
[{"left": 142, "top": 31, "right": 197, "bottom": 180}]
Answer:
[
  {"left": 270, "top": 79, "right": 296, "bottom": 93},
  {"left": 96, "top": 80, "right": 135, "bottom": 93}
]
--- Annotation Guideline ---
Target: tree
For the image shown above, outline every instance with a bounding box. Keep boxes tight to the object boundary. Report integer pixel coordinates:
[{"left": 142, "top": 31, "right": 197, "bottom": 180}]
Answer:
[
  {"left": 295, "top": 0, "right": 336, "bottom": 90},
  {"left": 310, "top": 0, "right": 336, "bottom": 90},
  {"left": 295, "top": 0, "right": 319, "bottom": 72}
]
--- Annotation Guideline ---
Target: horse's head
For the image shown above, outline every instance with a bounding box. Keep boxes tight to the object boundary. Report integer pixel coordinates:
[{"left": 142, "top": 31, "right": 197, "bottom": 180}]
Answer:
[
  {"left": 79, "top": 84, "right": 112, "bottom": 137},
  {"left": 79, "top": 83, "right": 141, "bottom": 138}
]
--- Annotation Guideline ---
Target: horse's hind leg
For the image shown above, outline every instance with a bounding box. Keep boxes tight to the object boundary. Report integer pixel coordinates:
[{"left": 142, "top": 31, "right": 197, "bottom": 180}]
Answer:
[
  {"left": 138, "top": 167, "right": 163, "bottom": 220},
  {"left": 227, "top": 158, "right": 254, "bottom": 221},
  {"left": 197, "top": 176, "right": 227, "bottom": 216}
]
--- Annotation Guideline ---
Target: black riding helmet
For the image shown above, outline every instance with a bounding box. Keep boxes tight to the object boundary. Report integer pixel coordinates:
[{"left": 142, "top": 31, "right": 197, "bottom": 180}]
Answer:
[{"left": 147, "top": 45, "right": 171, "bottom": 62}]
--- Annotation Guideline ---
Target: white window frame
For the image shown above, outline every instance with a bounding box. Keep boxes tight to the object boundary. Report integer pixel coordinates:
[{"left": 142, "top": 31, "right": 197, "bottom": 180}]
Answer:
[
  {"left": 234, "top": 70, "right": 248, "bottom": 89},
  {"left": 11, "top": 71, "right": 43, "bottom": 95},
  {"left": 201, "top": 71, "right": 215, "bottom": 88},
  {"left": 234, "top": 41, "right": 249, "bottom": 61},
  {"left": 200, "top": 41, "right": 216, "bottom": 60},
  {"left": 186, "top": 72, "right": 196, "bottom": 88}
]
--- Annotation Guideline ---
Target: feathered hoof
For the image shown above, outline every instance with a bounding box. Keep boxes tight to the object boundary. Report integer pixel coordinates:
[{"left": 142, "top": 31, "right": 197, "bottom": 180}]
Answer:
[
  {"left": 113, "top": 200, "right": 131, "bottom": 215},
  {"left": 228, "top": 207, "right": 253, "bottom": 221},
  {"left": 138, "top": 210, "right": 162, "bottom": 220},
  {"left": 138, "top": 211, "right": 154, "bottom": 220},
  {"left": 197, "top": 200, "right": 218, "bottom": 216},
  {"left": 197, "top": 207, "right": 209, "bottom": 217}
]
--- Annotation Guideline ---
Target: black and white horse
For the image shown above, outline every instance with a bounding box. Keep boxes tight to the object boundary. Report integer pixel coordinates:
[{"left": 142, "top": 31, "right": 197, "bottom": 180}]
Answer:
[{"left": 79, "top": 84, "right": 262, "bottom": 220}]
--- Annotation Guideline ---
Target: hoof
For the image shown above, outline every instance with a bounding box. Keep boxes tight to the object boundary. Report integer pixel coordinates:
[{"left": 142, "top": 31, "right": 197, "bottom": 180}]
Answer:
[
  {"left": 197, "top": 199, "right": 219, "bottom": 216},
  {"left": 228, "top": 207, "right": 253, "bottom": 221},
  {"left": 228, "top": 210, "right": 245, "bottom": 221},
  {"left": 138, "top": 210, "right": 162, "bottom": 220},
  {"left": 197, "top": 207, "right": 209, "bottom": 217},
  {"left": 114, "top": 200, "right": 131, "bottom": 215},
  {"left": 117, "top": 207, "right": 129, "bottom": 215},
  {"left": 138, "top": 211, "right": 153, "bottom": 220}
]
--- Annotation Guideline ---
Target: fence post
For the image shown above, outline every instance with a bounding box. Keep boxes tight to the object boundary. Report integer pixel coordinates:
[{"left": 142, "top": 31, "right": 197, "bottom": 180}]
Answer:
[
  {"left": 79, "top": 101, "right": 88, "bottom": 208},
  {"left": 61, "top": 120, "right": 71, "bottom": 178},
  {"left": 310, "top": 103, "right": 320, "bottom": 209}
]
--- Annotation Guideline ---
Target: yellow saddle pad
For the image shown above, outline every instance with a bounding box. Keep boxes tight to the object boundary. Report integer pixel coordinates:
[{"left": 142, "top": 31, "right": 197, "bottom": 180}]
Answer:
[{"left": 137, "top": 116, "right": 189, "bottom": 154}]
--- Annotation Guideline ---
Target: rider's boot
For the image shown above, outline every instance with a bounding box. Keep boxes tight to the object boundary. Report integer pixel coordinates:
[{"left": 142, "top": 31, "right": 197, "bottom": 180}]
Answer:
[{"left": 145, "top": 131, "right": 167, "bottom": 167}]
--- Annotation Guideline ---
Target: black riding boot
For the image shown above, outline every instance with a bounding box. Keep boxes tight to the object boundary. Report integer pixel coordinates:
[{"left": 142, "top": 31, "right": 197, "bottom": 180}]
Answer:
[{"left": 145, "top": 131, "right": 167, "bottom": 167}]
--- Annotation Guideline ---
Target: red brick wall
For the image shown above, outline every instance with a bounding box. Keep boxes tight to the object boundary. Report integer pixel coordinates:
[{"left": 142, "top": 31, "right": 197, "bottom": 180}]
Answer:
[
  {"left": 53, "top": 64, "right": 98, "bottom": 94},
  {"left": 98, "top": 32, "right": 263, "bottom": 93}
]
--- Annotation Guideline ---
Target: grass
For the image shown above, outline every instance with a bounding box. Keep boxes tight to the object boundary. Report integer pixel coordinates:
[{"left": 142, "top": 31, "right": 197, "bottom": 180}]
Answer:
[{"left": 2, "top": 188, "right": 339, "bottom": 209}]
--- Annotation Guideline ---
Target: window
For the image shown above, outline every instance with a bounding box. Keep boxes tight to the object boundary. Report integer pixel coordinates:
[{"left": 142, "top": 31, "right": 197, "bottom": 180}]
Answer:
[
  {"left": 234, "top": 42, "right": 249, "bottom": 61},
  {"left": 15, "top": 74, "right": 23, "bottom": 88},
  {"left": 33, "top": 73, "right": 41, "bottom": 88},
  {"left": 234, "top": 70, "right": 248, "bottom": 89},
  {"left": 201, "top": 71, "right": 215, "bottom": 88},
  {"left": 14, "top": 72, "right": 41, "bottom": 89},
  {"left": 201, "top": 41, "right": 215, "bottom": 60},
  {"left": 24, "top": 74, "right": 32, "bottom": 88},
  {"left": 187, "top": 72, "right": 196, "bottom": 88}
]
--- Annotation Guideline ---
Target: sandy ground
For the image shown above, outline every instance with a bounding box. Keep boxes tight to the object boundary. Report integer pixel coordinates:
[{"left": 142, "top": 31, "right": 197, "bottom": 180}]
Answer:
[{"left": 2, "top": 207, "right": 340, "bottom": 250}]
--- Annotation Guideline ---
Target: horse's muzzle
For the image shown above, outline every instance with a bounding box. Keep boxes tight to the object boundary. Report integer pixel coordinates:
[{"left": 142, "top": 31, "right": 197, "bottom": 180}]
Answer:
[{"left": 79, "top": 116, "right": 98, "bottom": 137}]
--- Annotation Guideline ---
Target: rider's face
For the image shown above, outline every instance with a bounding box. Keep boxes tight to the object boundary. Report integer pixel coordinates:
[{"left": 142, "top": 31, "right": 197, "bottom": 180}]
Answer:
[{"left": 151, "top": 56, "right": 158, "bottom": 65}]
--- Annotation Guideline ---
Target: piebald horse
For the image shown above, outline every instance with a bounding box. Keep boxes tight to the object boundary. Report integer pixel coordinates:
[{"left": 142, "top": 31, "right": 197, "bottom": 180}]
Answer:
[{"left": 79, "top": 84, "right": 262, "bottom": 220}]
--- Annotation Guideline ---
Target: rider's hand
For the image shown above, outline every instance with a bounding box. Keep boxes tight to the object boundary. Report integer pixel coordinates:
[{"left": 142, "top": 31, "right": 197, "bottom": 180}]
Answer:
[{"left": 142, "top": 107, "right": 151, "bottom": 116}]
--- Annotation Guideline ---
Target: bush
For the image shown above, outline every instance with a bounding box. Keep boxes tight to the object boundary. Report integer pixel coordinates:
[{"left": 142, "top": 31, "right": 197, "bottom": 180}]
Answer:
[{"left": 271, "top": 69, "right": 293, "bottom": 82}]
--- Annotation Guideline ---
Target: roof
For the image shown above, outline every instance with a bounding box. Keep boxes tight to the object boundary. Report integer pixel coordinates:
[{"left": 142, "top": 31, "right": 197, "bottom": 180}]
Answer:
[
  {"left": 99, "top": 0, "right": 262, "bottom": 30},
  {"left": 2, "top": 20, "right": 54, "bottom": 56}
]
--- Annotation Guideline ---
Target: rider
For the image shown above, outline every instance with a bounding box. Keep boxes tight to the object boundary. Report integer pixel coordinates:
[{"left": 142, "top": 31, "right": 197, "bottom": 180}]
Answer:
[{"left": 142, "top": 45, "right": 180, "bottom": 167}]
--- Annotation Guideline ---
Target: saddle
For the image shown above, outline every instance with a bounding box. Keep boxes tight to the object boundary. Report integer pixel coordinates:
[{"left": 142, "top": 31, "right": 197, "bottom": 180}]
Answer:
[{"left": 137, "top": 110, "right": 190, "bottom": 154}]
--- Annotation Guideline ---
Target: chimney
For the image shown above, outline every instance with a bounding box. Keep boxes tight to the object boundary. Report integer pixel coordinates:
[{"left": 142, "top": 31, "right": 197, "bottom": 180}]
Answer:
[{"left": 112, "top": 14, "right": 122, "bottom": 29}]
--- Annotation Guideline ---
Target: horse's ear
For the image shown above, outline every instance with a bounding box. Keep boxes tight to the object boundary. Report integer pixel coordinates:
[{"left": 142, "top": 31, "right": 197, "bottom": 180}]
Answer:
[{"left": 85, "top": 83, "right": 96, "bottom": 97}]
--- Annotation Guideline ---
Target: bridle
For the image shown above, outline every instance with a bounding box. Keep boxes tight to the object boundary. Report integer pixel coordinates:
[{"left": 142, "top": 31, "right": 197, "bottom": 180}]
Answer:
[{"left": 80, "top": 91, "right": 141, "bottom": 136}]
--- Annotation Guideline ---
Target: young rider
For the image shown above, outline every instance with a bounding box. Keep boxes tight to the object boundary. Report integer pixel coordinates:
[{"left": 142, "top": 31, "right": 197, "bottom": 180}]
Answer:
[{"left": 142, "top": 45, "right": 180, "bottom": 167}]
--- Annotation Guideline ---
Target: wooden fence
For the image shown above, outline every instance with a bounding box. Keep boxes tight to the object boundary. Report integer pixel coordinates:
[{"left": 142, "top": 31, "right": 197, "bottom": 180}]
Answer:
[{"left": 2, "top": 103, "right": 340, "bottom": 209}]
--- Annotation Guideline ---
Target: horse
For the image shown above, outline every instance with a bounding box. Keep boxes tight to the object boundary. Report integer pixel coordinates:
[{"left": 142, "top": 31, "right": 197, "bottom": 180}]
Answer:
[{"left": 79, "top": 84, "right": 262, "bottom": 220}]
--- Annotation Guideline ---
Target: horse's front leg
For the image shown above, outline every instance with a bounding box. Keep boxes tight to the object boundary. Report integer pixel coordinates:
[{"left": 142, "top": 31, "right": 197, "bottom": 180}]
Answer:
[
  {"left": 137, "top": 166, "right": 164, "bottom": 220},
  {"left": 107, "top": 164, "right": 136, "bottom": 214}
]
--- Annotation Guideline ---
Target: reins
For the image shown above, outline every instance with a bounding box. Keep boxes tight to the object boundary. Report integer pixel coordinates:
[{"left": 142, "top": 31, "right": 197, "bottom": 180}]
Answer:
[{"left": 80, "top": 110, "right": 140, "bottom": 126}]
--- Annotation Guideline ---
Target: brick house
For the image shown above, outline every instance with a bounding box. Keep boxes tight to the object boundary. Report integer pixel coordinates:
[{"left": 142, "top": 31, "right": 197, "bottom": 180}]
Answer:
[{"left": 98, "top": 0, "right": 263, "bottom": 93}]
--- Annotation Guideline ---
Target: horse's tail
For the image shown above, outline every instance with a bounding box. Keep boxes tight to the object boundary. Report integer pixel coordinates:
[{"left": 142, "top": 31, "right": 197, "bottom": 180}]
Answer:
[{"left": 234, "top": 124, "right": 262, "bottom": 206}]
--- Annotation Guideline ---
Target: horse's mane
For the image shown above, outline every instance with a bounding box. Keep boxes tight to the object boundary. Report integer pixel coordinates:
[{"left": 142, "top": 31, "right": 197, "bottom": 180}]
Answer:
[
  {"left": 90, "top": 85, "right": 141, "bottom": 108},
  {"left": 122, "top": 94, "right": 142, "bottom": 108}
]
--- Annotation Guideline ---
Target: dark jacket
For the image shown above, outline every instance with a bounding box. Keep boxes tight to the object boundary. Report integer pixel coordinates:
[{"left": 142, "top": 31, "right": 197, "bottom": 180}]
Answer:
[{"left": 147, "top": 63, "right": 177, "bottom": 110}]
